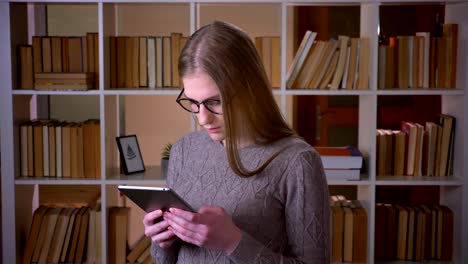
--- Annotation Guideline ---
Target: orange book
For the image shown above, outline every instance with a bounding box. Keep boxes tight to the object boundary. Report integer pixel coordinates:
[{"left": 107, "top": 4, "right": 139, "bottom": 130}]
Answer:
[
  {"left": 61, "top": 37, "right": 70, "bottom": 73},
  {"left": 32, "top": 36, "right": 42, "bottom": 73},
  {"left": 19, "top": 45, "right": 34, "bottom": 89},
  {"left": 442, "top": 24, "right": 458, "bottom": 88},
  {"left": 22, "top": 206, "right": 49, "bottom": 264},
  {"left": 41, "top": 37, "right": 52, "bottom": 72},
  {"left": 68, "top": 37, "right": 83, "bottom": 72},
  {"left": 171, "top": 33, "right": 182, "bottom": 87},
  {"left": 51, "top": 37, "right": 62, "bottom": 73}
]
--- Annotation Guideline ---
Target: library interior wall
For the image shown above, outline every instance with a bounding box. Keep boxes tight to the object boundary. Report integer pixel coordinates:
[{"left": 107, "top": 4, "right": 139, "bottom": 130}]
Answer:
[{"left": 44, "top": 3, "right": 296, "bottom": 246}]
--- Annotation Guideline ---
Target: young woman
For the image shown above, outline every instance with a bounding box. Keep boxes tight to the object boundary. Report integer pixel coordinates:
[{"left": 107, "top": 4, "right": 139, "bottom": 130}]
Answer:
[{"left": 143, "top": 21, "right": 330, "bottom": 263}]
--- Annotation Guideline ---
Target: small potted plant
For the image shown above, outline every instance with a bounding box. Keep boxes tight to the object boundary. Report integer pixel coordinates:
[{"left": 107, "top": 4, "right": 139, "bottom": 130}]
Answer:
[{"left": 161, "top": 143, "right": 172, "bottom": 178}]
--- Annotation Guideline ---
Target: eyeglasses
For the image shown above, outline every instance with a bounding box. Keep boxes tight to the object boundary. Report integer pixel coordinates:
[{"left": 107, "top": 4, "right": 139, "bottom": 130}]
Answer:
[{"left": 176, "top": 88, "right": 223, "bottom": 115}]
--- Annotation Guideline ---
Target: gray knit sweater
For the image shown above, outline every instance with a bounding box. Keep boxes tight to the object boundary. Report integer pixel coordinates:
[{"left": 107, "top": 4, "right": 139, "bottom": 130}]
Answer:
[{"left": 152, "top": 131, "right": 330, "bottom": 263}]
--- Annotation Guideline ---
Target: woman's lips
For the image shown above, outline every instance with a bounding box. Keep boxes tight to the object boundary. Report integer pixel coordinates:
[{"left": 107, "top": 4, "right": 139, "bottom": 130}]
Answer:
[{"left": 206, "top": 127, "right": 220, "bottom": 133}]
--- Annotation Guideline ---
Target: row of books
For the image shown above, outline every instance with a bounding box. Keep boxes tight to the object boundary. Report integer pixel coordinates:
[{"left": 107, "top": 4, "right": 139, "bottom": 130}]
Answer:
[
  {"left": 330, "top": 196, "right": 367, "bottom": 263},
  {"left": 22, "top": 205, "right": 102, "bottom": 264},
  {"left": 18, "top": 33, "right": 99, "bottom": 90},
  {"left": 375, "top": 203, "right": 453, "bottom": 261},
  {"left": 126, "top": 236, "right": 152, "bottom": 264},
  {"left": 378, "top": 24, "right": 458, "bottom": 89},
  {"left": 315, "top": 146, "right": 363, "bottom": 181},
  {"left": 19, "top": 119, "right": 101, "bottom": 179},
  {"left": 108, "top": 33, "right": 187, "bottom": 89},
  {"left": 287, "top": 31, "right": 370, "bottom": 90},
  {"left": 376, "top": 114, "right": 455, "bottom": 177},
  {"left": 254, "top": 36, "right": 281, "bottom": 88}
]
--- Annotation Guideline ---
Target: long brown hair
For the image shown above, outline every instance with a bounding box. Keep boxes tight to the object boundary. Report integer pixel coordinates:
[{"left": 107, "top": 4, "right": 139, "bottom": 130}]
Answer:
[{"left": 179, "top": 21, "right": 296, "bottom": 177}]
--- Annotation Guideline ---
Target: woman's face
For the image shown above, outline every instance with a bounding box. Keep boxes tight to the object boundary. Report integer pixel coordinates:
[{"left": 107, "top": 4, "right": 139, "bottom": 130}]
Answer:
[{"left": 182, "top": 72, "right": 226, "bottom": 143}]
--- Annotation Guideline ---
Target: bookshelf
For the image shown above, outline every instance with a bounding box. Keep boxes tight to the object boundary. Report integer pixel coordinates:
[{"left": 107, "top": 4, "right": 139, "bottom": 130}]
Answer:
[{"left": 0, "top": 0, "right": 466, "bottom": 263}]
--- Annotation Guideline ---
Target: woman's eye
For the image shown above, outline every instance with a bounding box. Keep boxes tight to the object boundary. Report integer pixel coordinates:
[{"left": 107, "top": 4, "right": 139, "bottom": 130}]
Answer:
[{"left": 205, "top": 100, "right": 221, "bottom": 106}]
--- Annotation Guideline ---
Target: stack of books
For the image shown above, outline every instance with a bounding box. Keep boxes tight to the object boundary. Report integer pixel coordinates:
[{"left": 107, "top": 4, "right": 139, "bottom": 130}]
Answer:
[{"left": 315, "top": 146, "right": 363, "bottom": 181}]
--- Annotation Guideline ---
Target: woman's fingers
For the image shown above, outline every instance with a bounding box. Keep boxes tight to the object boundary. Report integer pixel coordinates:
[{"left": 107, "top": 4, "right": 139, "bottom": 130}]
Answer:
[
  {"left": 168, "top": 226, "right": 202, "bottom": 246},
  {"left": 164, "top": 209, "right": 205, "bottom": 244},
  {"left": 143, "top": 209, "right": 163, "bottom": 226},
  {"left": 158, "top": 236, "right": 178, "bottom": 248}
]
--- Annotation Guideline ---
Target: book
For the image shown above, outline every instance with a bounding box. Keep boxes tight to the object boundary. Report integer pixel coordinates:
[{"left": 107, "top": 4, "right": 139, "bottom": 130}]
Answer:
[
  {"left": 292, "top": 41, "right": 322, "bottom": 89},
  {"left": 352, "top": 206, "right": 367, "bottom": 263},
  {"left": 435, "top": 114, "right": 456, "bottom": 176},
  {"left": 324, "top": 169, "right": 360, "bottom": 181},
  {"left": 60, "top": 208, "right": 78, "bottom": 263},
  {"left": 22, "top": 206, "right": 49, "bottom": 264},
  {"left": 270, "top": 36, "right": 281, "bottom": 88},
  {"left": 127, "top": 235, "right": 151, "bottom": 263},
  {"left": 374, "top": 204, "right": 387, "bottom": 260},
  {"left": 171, "top": 32, "right": 182, "bottom": 87},
  {"left": 342, "top": 205, "right": 354, "bottom": 262},
  {"left": 401, "top": 121, "right": 418, "bottom": 175},
  {"left": 356, "top": 37, "right": 370, "bottom": 89},
  {"left": 147, "top": 37, "right": 156, "bottom": 89},
  {"left": 108, "top": 207, "right": 130, "bottom": 264},
  {"left": 139, "top": 36, "right": 148, "bottom": 87},
  {"left": 68, "top": 37, "right": 83, "bottom": 72},
  {"left": 286, "top": 30, "right": 317, "bottom": 89},
  {"left": 330, "top": 200, "right": 344, "bottom": 262},
  {"left": 38, "top": 207, "right": 63, "bottom": 264},
  {"left": 33, "top": 121, "right": 44, "bottom": 177},
  {"left": 32, "top": 36, "right": 42, "bottom": 73},
  {"left": 393, "top": 130, "right": 406, "bottom": 176},
  {"left": 330, "top": 35, "right": 350, "bottom": 89},
  {"left": 395, "top": 205, "right": 409, "bottom": 260},
  {"left": 162, "top": 36, "right": 172, "bottom": 87},
  {"left": 314, "top": 146, "right": 363, "bottom": 169},
  {"left": 19, "top": 122, "right": 30, "bottom": 176},
  {"left": 74, "top": 207, "right": 90, "bottom": 263},
  {"left": 42, "top": 37, "right": 52, "bottom": 72},
  {"left": 50, "top": 37, "right": 62, "bottom": 73},
  {"left": 19, "top": 45, "right": 34, "bottom": 89},
  {"left": 48, "top": 208, "right": 74, "bottom": 264},
  {"left": 385, "top": 204, "right": 398, "bottom": 259},
  {"left": 442, "top": 24, "right": 458, "bottom": 88}
]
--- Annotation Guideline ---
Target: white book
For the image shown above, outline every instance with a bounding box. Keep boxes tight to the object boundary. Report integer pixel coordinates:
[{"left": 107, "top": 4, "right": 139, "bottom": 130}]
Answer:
[
  {"left": 341, "top": 46, "right": 351, "bottom": 89},
  {"left": 147, "top": 37, "right": 156, "bottom": 89},
  {"left": 324, "top": 169, "right": 360, "bottom": 181},
  {"left": 42, "top": 124, "right": 49, "bottom": 177},
  {"left": 55, "top": 125, "right": 62, "bottom": 177},
  {"left": 155, "top": 36, "right": 163, "bottom": 88},
  {"left": 352, "top": 39, "right": 360, "bottom": 89},
  {"left": 286, "top": 31, "right": 317, "bottom": 88},
  {"left": 416, "top": 32, "right": 430, "bottom": 88},
  {"left": 330, "top": 35, "right": 349, "bottom": 90}
]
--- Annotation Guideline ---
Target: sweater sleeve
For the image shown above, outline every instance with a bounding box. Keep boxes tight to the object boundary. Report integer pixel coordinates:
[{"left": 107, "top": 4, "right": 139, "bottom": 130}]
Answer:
[
  {"left": 150, "top": 140, "right": 184, "bottom": 263},
  {"left": 228, "top": 150, "right": 330, "bottom": 264}
]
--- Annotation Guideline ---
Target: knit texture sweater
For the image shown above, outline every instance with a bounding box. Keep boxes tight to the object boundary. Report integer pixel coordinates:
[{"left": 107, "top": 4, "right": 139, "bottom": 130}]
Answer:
[{"left": 152, "top": 131, "right": 330, "bottom": 263}]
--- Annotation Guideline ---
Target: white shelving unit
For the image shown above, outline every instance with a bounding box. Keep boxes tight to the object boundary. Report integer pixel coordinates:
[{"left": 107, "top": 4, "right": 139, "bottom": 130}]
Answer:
[{"left": 1, "top": 0, "right": 467, "bottom": 263}]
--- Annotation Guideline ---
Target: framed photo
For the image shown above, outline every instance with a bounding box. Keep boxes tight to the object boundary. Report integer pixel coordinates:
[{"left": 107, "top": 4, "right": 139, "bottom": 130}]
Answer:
[{"left": 116, "top": 135, "right": 145, "bottom": 175}]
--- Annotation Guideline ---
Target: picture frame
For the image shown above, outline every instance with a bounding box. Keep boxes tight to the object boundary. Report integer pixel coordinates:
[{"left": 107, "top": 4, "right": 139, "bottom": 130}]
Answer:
[{"left": 116, "top": 135, "right": 145, "bottom": 175}]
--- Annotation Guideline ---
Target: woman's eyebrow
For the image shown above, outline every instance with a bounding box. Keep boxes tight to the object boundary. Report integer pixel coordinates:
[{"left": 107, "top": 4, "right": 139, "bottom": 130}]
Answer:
[{"left": 184, "top": 94, "right": 221, "bottom": 101}]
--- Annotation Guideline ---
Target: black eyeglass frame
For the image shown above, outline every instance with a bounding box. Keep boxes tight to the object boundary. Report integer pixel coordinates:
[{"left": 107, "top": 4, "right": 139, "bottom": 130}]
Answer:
[{"left": 176, "top": 88, "right": 223, "bottom": 115}]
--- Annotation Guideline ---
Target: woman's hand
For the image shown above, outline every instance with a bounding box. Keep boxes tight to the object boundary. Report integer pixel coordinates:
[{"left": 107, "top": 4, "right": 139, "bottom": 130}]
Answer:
[
  {"left": 163, "top": 205, "right": 242, "bottom": 255},
  {"left": 143, "top": 209, "right": 178, "bottom": 248}
]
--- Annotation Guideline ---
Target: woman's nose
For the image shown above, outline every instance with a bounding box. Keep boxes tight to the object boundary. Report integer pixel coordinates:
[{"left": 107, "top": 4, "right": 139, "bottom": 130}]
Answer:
[{"left": 197, "top": 104, "right": 213, "bottom": 126}]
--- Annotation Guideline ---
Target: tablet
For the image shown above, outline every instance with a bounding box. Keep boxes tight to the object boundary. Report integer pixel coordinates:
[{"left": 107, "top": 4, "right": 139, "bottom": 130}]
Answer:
[{"left": 118, "top": 185, "right": 195, "bottom": 213}]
